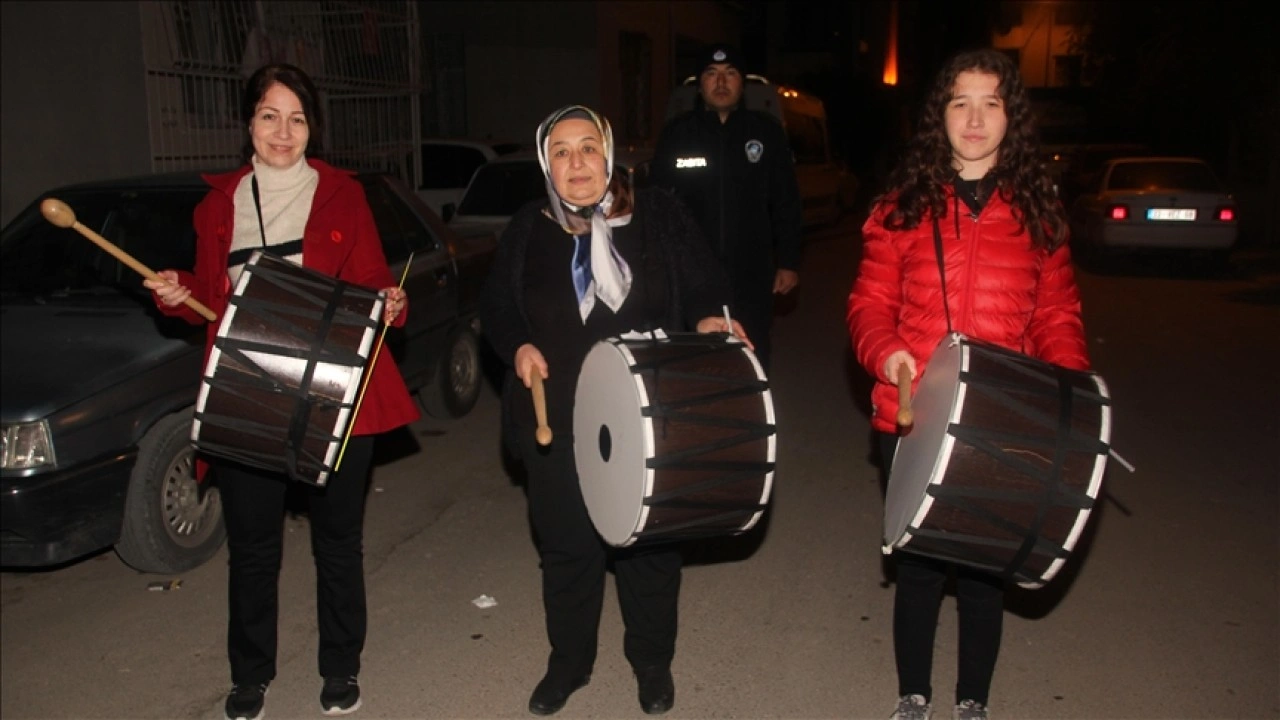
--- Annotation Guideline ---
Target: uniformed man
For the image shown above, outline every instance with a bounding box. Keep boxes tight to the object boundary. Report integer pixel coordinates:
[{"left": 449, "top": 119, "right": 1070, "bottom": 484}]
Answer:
[{"left": 650, "top": 43, "right": 803, "bottom": 370}]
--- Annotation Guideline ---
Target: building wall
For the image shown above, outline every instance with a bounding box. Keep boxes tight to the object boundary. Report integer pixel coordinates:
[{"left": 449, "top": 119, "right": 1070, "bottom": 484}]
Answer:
[
  {"left": 1, "top": 1, "right": 151, "bottom": 226},
  {"left": 417, "top": 1, "right": 739, "bottom": 148},
  {"left": 598, "top": 1, "right": 741, "bottom": 148},
  {"left": 418, "top": 2, "right": 600, "bottom": 144}
]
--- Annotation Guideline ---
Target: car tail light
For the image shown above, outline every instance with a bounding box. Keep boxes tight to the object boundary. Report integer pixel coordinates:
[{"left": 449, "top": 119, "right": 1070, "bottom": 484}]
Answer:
[
  {"left": 1215, "top": 206, "right": 1236, "bottom": 222},
  {"left": 1106, "top": 204, "right": 1129, "bottom": 221}
]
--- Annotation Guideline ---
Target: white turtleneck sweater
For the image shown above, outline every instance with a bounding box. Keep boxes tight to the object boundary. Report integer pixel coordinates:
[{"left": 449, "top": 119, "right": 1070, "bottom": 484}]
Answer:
[{"left": 228, "top": 156, "right": 319, "bottom": 284}]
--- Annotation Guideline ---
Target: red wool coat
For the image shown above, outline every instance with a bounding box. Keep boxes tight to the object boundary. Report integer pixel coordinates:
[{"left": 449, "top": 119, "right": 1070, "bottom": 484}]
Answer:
[
  {"left": 157, "top": 158, "right": 420, "bottom": 437},
  {"left": 846, "top": 188, "right": 1089, "bottom": 434}
]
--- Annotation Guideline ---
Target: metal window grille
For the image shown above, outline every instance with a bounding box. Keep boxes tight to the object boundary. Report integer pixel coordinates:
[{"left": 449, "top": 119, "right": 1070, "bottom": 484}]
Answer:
[{"left": 140, "top": 0, "right": 421, "bottom": 181}]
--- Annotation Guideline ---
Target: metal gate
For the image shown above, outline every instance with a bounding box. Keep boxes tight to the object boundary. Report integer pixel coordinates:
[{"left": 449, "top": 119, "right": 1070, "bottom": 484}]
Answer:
[{"left": 139, "top": 0, "right": 421, "bottom": 182}]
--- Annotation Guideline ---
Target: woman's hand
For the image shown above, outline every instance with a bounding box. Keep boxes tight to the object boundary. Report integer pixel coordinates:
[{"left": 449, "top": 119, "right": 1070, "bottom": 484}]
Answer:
[
  {"left": 381, "top": 286, "right": 406, "bottom": 324},
  {"left": 696, "top": 316, "right": 755, "bottom": 351},
  {"left": 514, "top": 343, "right": 548, "bottom": 388},
  {"left": 143, "top": 270, "right": 191, "bottom": 308},
  {"left": 883, "top": 349, "right": 917, "bottom": 383}
]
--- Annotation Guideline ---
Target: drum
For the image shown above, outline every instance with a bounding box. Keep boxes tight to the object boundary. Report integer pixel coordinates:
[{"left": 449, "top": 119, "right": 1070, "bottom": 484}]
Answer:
[
  {"left": 192, "top": 252, "right": 384, "bottom": 486},
  {"left": 884, "top": 333, "right": 1111, "bottom": 588},
  {"left": 573, "top": 332, "right": 776, "bottom": 547}
]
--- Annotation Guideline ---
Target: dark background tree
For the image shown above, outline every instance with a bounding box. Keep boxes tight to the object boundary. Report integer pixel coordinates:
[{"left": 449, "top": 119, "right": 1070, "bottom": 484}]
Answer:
[
  {"left": 1072, "top": 0, "right": 1277, "bottom": 244},
  {"left": 1072, "top": 0, "right": 1277, "bottom": 185}
]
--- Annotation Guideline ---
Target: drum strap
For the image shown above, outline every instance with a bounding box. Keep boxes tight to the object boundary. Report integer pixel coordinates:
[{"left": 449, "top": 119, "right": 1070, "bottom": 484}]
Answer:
[
  {"left": 251, "top": 176, "right": 268, "bottom": 247},
  {"left": 931, "top": 217, "right": 954, "bottom": 333}
]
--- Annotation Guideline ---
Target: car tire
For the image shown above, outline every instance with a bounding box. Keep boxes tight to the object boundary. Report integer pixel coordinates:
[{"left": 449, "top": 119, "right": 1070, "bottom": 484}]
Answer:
[
  {"left": 418, "top": 325, "right": 482, "bottom": 419},
  {"left": 114, "top": 408, "right": 225, "bottom": 574}
]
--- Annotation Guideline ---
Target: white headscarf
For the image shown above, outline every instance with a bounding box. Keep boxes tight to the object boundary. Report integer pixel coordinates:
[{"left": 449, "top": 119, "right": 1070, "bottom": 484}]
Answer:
[{"left": 535, "top": 105, "right": 633, "bottom": 322}]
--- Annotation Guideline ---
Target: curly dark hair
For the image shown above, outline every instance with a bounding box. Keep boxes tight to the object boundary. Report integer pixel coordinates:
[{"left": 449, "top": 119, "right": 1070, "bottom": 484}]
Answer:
[
  {"left": 239, "top": 63, "right": 325, "bottom": 164},
  {"left": 877, "top": 48, "right": 1066, "bottom": 251}
]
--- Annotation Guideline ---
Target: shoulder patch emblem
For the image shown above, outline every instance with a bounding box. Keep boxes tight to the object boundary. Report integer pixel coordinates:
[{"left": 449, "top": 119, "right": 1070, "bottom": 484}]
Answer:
[{"left": 745, "top": 140, "right": 764, "bottom": 163}]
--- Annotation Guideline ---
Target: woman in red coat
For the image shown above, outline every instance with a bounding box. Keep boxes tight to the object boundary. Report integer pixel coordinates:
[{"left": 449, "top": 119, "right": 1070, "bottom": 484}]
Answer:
[
  {"left": 846, "top": 49, "right": 1088, "bottom": 720},
  {"left": 145, "top": 63, "right": 418, "bottom": 720}
]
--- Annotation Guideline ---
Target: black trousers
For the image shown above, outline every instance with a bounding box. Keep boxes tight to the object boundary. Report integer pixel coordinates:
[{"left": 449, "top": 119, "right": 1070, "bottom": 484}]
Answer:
[
  {"left": 517, "top": 432, "right": 682, "bottom": 682},
  {"left": 880, "top": 433, "right": 1004, "bottom": 706},
  {"left": 732, "top": 290, "right": 774, "bottom": 372},
  {"left": 217, "top": 435, "right": 374, "bottom": 685}
]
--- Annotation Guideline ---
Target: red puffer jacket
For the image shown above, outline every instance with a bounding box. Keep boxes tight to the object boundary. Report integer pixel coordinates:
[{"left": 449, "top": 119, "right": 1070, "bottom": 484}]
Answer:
[{"left": 846, "top": 188, "right": 1089, "bottom": 434}]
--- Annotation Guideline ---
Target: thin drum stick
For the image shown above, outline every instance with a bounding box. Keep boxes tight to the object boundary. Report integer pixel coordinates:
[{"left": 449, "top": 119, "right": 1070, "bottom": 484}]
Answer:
[
  {"left": 722, "top": 304, "right": 741, "bottom": 344},
  {"left": 335, "top": 253, "right": 414, "bottom": 471},
  {"left": 40, "top": 198, "right": 218, "bottom": 322},
  {"left": 531, "top": 373, "right": 552, "bottom": 446},
  {"left": 896, "top": 363, "right": 914, "bottom": 427}
]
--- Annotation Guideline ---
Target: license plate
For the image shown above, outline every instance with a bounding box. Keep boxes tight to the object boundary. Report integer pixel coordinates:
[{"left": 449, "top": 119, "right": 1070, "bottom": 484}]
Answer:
[{"left": 1147, "top": 208, "right": 1196, "bottom": 221}]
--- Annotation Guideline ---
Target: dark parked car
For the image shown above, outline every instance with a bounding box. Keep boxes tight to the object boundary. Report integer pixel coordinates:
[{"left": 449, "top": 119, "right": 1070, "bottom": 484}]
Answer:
[{"left": 0, "top": 171, "right": 494, "bottom": 573}]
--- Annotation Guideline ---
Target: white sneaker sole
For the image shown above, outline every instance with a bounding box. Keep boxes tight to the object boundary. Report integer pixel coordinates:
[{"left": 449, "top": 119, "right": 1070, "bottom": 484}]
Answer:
[{"left": 321, "top": 697, "right": 362, "bottom": 716}]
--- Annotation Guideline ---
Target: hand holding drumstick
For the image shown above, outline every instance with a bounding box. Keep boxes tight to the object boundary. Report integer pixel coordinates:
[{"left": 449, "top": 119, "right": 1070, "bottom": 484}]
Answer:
[
  {"left": 516, "top": 343, "right": 552, "bottom": 445},
  {"left": 694, "top": 305, "right": 754, "bottom": 351},
  {"left": 884, "top": 350, "right": 917, "bottom": 428},
  {"left": 40, "top": 198, "right": 218, "bottom": 322}
]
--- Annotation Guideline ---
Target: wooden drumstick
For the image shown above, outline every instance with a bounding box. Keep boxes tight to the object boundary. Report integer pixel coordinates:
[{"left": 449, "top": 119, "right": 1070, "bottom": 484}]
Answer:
[
  {"left": 40, "top": 198, "right": 218, "bottom": 322},
  {"left": 336, "top": 253, "right": 415, "bottom": 472},
  {"left": 896, "top": 363, "right": 914, "bottom": 427},
  {"left": 531, "top": 373, "right": 552, "bottom": 446}
]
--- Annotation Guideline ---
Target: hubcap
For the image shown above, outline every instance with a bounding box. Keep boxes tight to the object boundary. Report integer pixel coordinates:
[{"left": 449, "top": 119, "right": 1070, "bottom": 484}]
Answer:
[
  {"left": 162, "top": 448, "right": 221, "bottom": 547},
  {"left": 449, "top": 339, "right": 477, "bottom": 397}
]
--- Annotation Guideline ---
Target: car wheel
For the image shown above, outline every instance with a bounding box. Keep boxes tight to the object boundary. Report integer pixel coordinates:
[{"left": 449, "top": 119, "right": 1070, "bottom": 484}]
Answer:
[
  {"left": 114, "top": 409, "right": 225, "bottom": 574},
  {"left": 419, "top": 325, "right": 483, "bottom": 419}
]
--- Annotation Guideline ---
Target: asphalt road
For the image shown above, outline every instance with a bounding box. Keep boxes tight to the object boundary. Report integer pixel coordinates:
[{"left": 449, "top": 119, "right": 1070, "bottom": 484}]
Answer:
[{"left": 2, "top": 213, "right": 1277, "bottom": 720}]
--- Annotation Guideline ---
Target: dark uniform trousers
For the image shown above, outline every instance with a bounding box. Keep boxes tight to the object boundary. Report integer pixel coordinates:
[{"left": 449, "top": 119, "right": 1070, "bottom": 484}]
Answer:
[
  {"left": 218, "top": 435, "right": 374, "bottom": 685},
  {"left": 517, "top": 432, "right": 682, "bottom": 681}
]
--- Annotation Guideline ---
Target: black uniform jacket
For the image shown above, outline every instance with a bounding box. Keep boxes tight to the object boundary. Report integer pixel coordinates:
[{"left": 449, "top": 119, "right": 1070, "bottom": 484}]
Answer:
[{"left": 650, "top": 105, "right": 803, "bottom": 308}]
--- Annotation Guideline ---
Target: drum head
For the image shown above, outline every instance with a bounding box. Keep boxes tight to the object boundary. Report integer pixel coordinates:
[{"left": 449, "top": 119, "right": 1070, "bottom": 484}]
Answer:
[
  {"left": 884, "top": 335, "right": 964, "bottom": 546},
  {"left": 574, "top": 341, "right": 651, "bottom": 546}
]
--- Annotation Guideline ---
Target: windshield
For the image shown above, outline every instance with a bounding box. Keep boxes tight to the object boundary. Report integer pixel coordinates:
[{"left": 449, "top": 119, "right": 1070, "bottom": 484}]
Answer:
[
  {"left": 456, "top": 162, "right": 548, "bottom": 217},
  {"left": 1106, "top": 162, "right": 1223, "bottom": 192},
  {"left": 1, "top": 188, "right": 203, "bottom": 298}
]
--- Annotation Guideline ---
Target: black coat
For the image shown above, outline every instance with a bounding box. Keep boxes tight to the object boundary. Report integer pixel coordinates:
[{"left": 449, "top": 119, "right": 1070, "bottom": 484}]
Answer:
[{"left": 479, "top": 186, "right": 734, "bottom": 445}]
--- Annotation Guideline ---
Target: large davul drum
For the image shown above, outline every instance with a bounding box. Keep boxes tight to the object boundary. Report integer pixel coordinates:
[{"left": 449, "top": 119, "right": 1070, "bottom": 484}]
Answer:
[
  {"left": 192, "top": 251, "right": 384, "bottom": 486},
  {"left": 574, "top": 333, "right": 776, "bottom": 547},
  {"left": 884, "top": 333, "right": 1112, "bottom": 588}
]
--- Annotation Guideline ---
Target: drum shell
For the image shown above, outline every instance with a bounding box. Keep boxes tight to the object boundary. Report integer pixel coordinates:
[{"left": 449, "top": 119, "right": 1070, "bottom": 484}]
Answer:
[
  {"left": 884, "top": 334, "right": 1110, "bottom": 588},
  {"left": 574, "top": 334, "right": 776, "bottom": 547},
  {"left": 192, "top": 252, "right": 382, "bottom": 486}
]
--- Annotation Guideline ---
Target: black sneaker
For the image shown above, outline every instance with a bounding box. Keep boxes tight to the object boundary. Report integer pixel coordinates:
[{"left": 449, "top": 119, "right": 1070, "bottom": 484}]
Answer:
[
  {"left": 320, "top": 676, "right": 362, "bottom": 716},
  {"left": 224, "top": 683, "right": 267, "bottom": 720}
]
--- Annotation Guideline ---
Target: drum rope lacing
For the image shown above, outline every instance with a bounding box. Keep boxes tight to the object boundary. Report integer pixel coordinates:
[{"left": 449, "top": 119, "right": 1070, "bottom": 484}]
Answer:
[
  {"left": 199, "top": 255, "right": 381, "bottom": 483},
  {"left": 630, "top": 339, "right": 775, "bottom": 508},
  {"left": 911, "top": 346, "right": 1110, "bottom": 584}
]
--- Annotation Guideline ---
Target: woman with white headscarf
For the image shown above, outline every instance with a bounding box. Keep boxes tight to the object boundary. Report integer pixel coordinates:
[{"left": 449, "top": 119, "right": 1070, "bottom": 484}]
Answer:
[{"left": 480, "top": 105, "right": 750, "bottom": 716}]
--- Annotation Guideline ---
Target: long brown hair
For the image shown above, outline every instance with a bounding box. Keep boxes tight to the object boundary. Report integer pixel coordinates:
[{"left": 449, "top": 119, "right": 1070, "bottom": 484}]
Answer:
[{"left": 876, "top": 48, "right": 1067, "bottom": 250}]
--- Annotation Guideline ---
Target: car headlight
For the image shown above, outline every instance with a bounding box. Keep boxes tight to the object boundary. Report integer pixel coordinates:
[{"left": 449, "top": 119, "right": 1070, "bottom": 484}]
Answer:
[{"left": 1, "top": 420, "right": 56, "bottom": 470}]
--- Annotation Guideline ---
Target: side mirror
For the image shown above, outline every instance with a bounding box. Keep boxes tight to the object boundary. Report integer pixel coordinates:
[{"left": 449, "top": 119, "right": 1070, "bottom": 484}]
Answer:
[{"left": 442, "top": 202, "right": 456, "bottom": 222}]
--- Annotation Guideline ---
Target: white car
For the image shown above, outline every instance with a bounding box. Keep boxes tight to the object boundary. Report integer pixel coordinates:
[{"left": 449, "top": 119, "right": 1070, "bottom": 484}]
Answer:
[
  {"left": 1069, "top": 156, "right": 1238, "bottom": 265},
  {"left": 413, "top": 139, "right": 524, "bottom": 218},
  {"left": 447, "top": 150, "right": 651, "bottom": 241}
]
